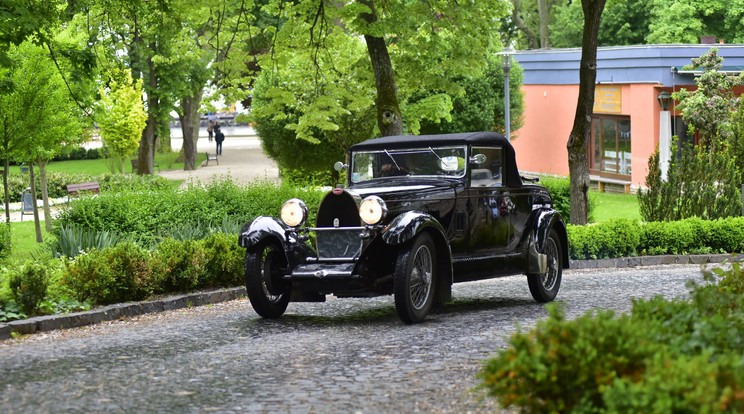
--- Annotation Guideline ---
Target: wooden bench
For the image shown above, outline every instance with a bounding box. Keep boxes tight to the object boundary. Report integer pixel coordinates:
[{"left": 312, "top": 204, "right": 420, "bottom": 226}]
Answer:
[
  {"left": 130, "top": 158, "right": 160, "bottom": 173},
  {"left": 66, "top": 182, "right": 100, "bottom": 201},
  {"left": 591, "top": 176, "right": 632, "bottom": 194},
  {"left": 206, "top": 152, "right": 219, "bottom": 166}
]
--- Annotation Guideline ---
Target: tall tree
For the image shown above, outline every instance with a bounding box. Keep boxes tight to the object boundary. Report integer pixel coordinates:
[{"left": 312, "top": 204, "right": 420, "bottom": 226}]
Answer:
[
  {"left": 262, "top": 0, "right": 510, "bottom": 138},
  {"left": 97, "top": 69, "right": 147, "bottom": 173},
  {"left": 566, "top": 0, "right": 606, "bottom": 225},
  {"left": 4, "top": 41, "right": 86, "bottom": 238}
]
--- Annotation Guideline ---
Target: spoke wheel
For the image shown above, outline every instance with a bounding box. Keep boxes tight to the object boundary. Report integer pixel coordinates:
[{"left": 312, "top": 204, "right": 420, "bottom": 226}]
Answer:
[
  {"left": 394, "top": 233, "right": 436, "bottom": 324},
  {"left": 528, "top": 228, "right": 563, "bottom": 302},
  {"left": 245, "top": 241, "right": 290, "bottom": 318}
]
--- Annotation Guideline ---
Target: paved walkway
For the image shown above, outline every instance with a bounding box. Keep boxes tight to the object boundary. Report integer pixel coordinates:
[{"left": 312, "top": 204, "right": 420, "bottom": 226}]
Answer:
[
  {"left": 5, "top": 130, "right": 280, "bottom": 222},
  {"left": 158, "top": 133, "right": 280, "bottom": 186}
]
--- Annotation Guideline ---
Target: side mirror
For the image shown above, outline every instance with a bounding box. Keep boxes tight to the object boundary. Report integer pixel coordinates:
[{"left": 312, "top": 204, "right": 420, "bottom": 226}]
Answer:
[
  {"left": 333, "top": 161, "right": 347, "bottom": 172},
  {"left": 469, "top": 153, "right": 487, "bottom": 165}
]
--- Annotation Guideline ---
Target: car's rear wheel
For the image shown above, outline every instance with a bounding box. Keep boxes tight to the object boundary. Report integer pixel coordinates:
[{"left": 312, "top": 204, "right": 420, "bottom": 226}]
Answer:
[
  {"left": 394, "top": 233, "right": 436, "bottom": 324},
  {"left": 527, "top": 228, "right": 562, "bottom": 302},
  {"left": 245, "top": 241, "right": 290, "bottom": 318}
]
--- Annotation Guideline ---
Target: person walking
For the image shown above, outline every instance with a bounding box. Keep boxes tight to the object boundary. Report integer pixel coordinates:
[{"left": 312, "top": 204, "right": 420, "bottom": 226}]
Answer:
[
  {"left": 206, "top": 113, "right": 218, "bottom": 142},
  {"left": 215, "top": 125, "right": 225, "bottom": 155}
]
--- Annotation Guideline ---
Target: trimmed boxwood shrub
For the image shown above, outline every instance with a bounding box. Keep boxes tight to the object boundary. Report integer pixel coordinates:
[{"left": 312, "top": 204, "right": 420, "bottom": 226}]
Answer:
[
  {"left": 62, "top": 242, "right": 153, "bottom": 305},
  {"left": 568, "top": 217, "right": 744, "bottom": 260}
]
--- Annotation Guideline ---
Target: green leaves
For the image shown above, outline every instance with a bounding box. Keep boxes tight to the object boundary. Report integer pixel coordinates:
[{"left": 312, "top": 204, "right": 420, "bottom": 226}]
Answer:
[{"left": 96, "top": 70, "right": 147, "bottom": 171}]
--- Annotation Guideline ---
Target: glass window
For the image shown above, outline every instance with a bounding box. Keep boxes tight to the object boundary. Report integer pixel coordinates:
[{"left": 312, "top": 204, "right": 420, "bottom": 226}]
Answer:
[
  {"left": 350, "top": 146, "right": 466, "bottom": 183},
  {"left": 589, "top": 116, "right": 631, "bottom": 177},
  {"left": 470, "top": 147, "right": 503, "bottom": 187}
]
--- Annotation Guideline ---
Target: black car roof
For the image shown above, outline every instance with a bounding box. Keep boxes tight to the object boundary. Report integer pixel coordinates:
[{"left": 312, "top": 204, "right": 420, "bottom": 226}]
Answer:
[{"left": 349, "top": 132, "right": 523, "bottom": 187}]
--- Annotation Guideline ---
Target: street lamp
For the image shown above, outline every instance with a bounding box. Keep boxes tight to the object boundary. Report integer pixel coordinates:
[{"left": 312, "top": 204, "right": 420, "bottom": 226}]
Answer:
[
  {"left": 657, "top": 91, "right": 671, "bottom": 110},
  {"left": 657, "top": 90, "right": 673, "bottom": 180},
  {"left": 499, "top": 47, "right": 515, "bottom": 141}
]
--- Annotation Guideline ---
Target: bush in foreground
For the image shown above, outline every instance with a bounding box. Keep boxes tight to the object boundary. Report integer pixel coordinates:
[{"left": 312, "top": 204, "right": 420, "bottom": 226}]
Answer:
[{"left": 479, "top": 259, "right": 744, "bottom": 413}]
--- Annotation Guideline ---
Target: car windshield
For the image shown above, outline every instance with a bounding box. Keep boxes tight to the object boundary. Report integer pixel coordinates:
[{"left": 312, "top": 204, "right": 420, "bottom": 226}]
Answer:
[{"left": 350, "top": 146, "right": 466, "bottom": 183}]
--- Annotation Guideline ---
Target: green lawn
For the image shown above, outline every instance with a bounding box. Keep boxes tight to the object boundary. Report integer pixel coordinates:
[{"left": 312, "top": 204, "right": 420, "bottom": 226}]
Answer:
[
  {"left": 44, "top": 152, "right": 204, "bottom": 175},
  {"left": 590, "top": 190, "right": 641, "bottom": 222},
  {"left": 9, "top": 221, "right": 51, "bottom": 261}
]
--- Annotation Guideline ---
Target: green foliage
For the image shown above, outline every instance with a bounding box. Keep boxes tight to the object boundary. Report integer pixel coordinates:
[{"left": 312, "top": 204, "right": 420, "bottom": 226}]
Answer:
[
  {"left": 639, "top": 141, "right": 743, "bottom": 221},
  {"left": 568, "top": 217, "right": 744, "bottom": 259},
  {"left": 96, "top": 69, "right": 147, "bottom": 172},
  {"left": 480, "top": 260, "right": 744, "bottom": 413},
  {"left": 251, "top": 62, "right": 376, "bottom": 177},
  {"left": 51, "top": 224, "right": 121, "bottom": 258},
  {"left": 418, "top": 55, "right": 524, "bottom": 137},
  {"left": 54, "top": 178, "right": 326, "bottom": 246},
  {"left": 62, "top": 242, "right": 153, "bottom": 305},
  {"left": 567, "top": 219, "right": 641, "bottom": 260},
  {"left": 639, "top": 51, "right": 743, "bottom": 222},
  {"left": 674, "top": 49, "right": 741, "bottom": 143},
  {"left": 8, "top": 261, "right": 50, "bottom": 315},
  {"left": 479, "top": 306, "right": 656, "bottom": 413},
  {"left": 151, "top": 239, "right": 208, "bottom": 294},
  {"left": 539, "top": 176, "right": 571, "bottom": 223},
  {"left": 199, "top": 232, "right": 244, "bottom": 288},
  {"left": 0, "top": 223, "right": 10, "bottom": 259}
]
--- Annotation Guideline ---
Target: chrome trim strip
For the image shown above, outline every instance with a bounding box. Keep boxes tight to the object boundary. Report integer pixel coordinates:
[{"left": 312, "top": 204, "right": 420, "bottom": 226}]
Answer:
[{"left": 308, "top": 226, "right": 366, "bottom": 232}]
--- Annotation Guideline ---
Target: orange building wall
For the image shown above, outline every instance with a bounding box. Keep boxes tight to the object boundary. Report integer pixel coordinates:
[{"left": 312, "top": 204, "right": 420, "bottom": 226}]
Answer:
[
  {"left": 511, "top": 85, "right": 577, "bottom": 177},
  {"left": 512, "top": 83, "right": 665, "bottom": 187}
]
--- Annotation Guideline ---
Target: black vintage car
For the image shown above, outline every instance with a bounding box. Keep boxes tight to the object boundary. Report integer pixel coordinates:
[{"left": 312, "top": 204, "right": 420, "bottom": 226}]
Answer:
[{"left": 238, "top": 132, "right": 569, "bottom": 323}]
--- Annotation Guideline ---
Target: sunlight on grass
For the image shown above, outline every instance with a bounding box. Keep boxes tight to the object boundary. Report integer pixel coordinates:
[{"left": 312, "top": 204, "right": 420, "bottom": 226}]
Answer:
[
  {"left": 8, "top": 221, "right": 51, "bottom": 262},
  {"left": 591, "top": 190, "right": 641, "bottom": 222},
  {"left": 42, "top": 151, "right": 204, "bottom": 175}
]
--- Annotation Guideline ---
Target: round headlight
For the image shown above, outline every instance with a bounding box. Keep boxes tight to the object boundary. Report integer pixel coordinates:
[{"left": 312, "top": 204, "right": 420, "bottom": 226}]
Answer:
[
  {"left": 359, "top": 196, "right": 387, "bottom": 225},
  {"left": 280, "top": 198, "right": 307, "bottom": 228}
]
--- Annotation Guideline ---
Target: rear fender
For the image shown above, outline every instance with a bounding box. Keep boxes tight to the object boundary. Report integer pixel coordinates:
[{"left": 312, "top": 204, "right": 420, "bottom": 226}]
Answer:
[{"left": 528, "top": 209, "right": 569, "bottom": 272}]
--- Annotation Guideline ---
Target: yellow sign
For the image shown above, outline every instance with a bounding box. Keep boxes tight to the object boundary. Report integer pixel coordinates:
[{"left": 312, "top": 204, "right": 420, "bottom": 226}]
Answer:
[{"left": 593, "top": 85, "right": 622, "bottom": 113}]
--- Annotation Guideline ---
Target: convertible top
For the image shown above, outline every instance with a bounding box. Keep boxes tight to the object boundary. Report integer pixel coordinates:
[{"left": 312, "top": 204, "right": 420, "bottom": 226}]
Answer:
[{"left": 349, "top": 132, "right": 523, "bottom": 187}]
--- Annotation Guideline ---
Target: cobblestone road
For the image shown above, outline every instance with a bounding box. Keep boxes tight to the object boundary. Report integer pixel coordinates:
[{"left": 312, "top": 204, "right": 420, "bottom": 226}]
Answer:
[{"left": 0, "top": 265, "right": 706, "bottom": 413}]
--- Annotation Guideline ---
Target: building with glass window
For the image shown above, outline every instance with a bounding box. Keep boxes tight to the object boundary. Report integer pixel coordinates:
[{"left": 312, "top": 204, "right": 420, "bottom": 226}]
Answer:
[{"left": 511, "top": 44, "right": 744, "bottom": 192}]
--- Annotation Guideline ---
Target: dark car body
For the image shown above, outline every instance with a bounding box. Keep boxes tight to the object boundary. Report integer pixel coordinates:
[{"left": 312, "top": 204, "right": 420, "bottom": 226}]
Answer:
[{"left": 239, "top": 132, "right": 569, "bottom": 323}]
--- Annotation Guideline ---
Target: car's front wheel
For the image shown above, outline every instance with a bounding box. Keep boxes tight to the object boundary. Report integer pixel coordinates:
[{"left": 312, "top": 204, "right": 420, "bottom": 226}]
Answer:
[
  {"left": 394, "top": 233, "right": 436, "bottom": 324},
  {"left": 245, "top": 241, "right": 291, "bottom": 318},
  {"left": 527, "top": 228, "right": 563, "bottom": 302}
]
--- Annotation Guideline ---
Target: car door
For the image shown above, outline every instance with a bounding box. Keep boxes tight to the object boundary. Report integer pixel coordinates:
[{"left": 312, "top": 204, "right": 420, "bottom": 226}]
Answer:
[{"left": 465, "top": 146, "right": 512, "bottom": 255}]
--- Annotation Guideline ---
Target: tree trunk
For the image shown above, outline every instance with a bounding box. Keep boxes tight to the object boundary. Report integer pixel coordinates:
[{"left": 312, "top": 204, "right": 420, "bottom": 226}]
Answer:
[
  {"left": 537, "top": 0, "right": 550, "bottom": 48},
  {"left": 137, "top": 49, "right": 159, "bottom": 175},
  {"left": 359, "top": 0, "right": 403, "bottom": 137},
  {"left": 2, "top": 157, "right": 9, "bottom": 224},
  {"left": 28, "top": 163, "right": 43, "bottom": 242},
  {"left": 512, "top": 0, "right": 539, "bottom": 49},
  {"left": 37, "top": 161, "right": 53, "bottom": 232},
  {"left": 180, "top": 89, "right": 204, "bottom": 171},
  {"left": 567, "top": 0, "right": 606, "bottom": 225}
]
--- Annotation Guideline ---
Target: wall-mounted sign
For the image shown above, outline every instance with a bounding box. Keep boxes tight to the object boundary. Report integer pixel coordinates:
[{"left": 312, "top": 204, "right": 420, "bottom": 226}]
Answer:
[{"left": 594, "top": 85, "right": 622, "bottom": 113}]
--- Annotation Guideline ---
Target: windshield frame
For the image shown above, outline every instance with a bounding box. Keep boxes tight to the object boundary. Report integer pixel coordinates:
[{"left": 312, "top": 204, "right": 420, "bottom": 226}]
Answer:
[{"left": 349, "top": 145, "right": 467, "bottom": 184}]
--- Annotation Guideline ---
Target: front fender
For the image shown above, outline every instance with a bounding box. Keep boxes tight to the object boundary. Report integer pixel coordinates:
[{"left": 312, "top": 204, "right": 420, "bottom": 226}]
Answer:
[
  {"left": 238, "top": 216, "right": 316, "bottom": 267},
  {"left": 381, "top": 211, "right": 447, "bottom": 246},
  {"left": 238, "top": 216, "right": 288, "bottom": 249}
]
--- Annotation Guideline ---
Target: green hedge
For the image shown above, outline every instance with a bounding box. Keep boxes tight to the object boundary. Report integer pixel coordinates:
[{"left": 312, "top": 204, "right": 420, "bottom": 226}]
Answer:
[
  {"left": 53, "top": 179, "right": 326, "bottom": 245},
  {"left": 568, "top": 217, "right": 744, "bottom": 260},
  {"left": 0, "top": 232, "right": 246, "bottom": 319},
  {"left": 479, "top": 260, "right": 744, "bottom": 413},
  {"left": 0, "top": 171, "right": 169, "bottom": 202}
]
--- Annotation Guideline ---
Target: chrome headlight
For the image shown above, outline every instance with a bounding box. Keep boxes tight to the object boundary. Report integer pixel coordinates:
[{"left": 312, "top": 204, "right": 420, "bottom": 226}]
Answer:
[
  {"left": 280, "top": 198, "right": 308, "bottom": 228},
  {"left": 359, "top": 196, "right": 387, "bottom": 225}
]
